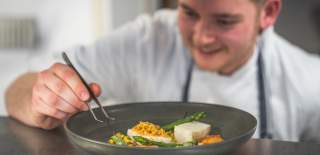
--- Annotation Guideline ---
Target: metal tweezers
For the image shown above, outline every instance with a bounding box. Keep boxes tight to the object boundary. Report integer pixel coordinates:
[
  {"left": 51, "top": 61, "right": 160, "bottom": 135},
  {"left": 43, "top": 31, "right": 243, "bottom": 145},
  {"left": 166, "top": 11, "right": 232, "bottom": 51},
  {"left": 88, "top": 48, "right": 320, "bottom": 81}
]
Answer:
[{"left": 62, "top": 52, "right": 115, "bottom": 122}]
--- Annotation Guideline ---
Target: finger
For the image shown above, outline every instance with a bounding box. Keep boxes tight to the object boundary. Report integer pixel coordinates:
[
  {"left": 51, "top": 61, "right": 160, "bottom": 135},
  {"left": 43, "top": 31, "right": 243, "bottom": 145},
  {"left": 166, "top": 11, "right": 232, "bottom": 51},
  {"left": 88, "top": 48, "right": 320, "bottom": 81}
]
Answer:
[
  {"left": 39, "top": 69, "right": 88, "bottom": 111},
  {"left": 30, "top": 94, "right": 64, "bottom": 129},
  {"left": 51, "top": 63, "right": 90, "bottom": 101},
  {"left": 32, "top": 96, "right": 68, "bottom": 120},
  {"left": 89, "top": 83, "right": 101, "bottom": 97},
  {"left": 40, "top": 117, "right": 62, "bottom": 130},
  {"left": 35, "top": 84, "right": 79, "bottom": 114},
  {"left": 29, "top": 110, "right": 62, "bottom": 130}
]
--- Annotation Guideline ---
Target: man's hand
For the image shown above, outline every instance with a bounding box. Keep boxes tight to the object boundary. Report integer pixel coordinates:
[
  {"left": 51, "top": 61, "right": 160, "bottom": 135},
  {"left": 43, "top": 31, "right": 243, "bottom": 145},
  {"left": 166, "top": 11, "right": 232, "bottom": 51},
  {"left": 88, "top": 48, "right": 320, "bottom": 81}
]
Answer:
[
  {"left": 26, "top": 63, "right": 100, "bottom": 129},
  {"left": 6, "top": 63, "right": 101, "bottom": 129}
]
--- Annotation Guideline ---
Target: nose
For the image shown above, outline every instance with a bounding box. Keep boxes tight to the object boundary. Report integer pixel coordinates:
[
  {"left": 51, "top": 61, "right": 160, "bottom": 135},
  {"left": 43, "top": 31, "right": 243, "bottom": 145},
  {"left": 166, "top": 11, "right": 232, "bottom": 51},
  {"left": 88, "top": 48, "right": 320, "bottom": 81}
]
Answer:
[{"left": 194, "top": 20, "right": 217, "bottom": 47}]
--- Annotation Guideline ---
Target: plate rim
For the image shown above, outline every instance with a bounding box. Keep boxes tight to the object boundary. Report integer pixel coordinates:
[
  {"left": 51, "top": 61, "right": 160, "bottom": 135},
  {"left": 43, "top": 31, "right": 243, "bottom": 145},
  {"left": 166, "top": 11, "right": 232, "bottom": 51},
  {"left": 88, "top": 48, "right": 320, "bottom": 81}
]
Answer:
[{"left": 64, "top": 101, "right": 257, "bottom": 151}]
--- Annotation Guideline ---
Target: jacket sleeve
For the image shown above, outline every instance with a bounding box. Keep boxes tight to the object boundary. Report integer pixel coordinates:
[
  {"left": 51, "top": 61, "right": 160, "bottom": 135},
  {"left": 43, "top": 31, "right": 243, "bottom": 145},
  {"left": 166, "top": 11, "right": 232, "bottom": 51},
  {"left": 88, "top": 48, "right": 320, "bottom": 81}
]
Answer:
[{"left": 67, "top": 10, "right": 179, "bottom": 104}]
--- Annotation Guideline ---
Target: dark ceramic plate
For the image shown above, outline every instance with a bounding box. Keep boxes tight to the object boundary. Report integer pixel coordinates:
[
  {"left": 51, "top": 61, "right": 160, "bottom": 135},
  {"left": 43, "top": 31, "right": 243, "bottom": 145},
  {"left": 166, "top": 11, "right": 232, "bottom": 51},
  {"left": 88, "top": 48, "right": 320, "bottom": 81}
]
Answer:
[{"left": 64, "top": 102, "right": 257, "bottom": 155}]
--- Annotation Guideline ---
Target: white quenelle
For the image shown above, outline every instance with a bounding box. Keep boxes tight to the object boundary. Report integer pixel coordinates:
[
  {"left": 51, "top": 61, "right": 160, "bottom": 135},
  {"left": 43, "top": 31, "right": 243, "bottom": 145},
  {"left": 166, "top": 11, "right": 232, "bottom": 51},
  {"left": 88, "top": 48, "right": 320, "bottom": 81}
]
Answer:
[{"left": 174, "top": 121, "right": 211, "bottom": 144}]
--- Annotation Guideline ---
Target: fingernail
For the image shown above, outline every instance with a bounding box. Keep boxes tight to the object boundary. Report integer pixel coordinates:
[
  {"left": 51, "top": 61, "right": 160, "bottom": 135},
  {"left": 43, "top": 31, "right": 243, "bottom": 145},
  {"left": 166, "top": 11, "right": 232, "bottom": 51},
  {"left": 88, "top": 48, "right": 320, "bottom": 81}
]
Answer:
[{"left": 80, "top": 92, "right": 89, "bottom": 101}]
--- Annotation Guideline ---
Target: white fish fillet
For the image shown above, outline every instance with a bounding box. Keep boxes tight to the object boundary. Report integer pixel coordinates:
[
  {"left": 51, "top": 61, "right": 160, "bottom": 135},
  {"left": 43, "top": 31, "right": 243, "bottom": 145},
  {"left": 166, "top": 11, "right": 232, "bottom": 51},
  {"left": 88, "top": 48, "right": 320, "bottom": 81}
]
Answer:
[{"left": 174, "top": 121, "right": 211, "bottom": 144}]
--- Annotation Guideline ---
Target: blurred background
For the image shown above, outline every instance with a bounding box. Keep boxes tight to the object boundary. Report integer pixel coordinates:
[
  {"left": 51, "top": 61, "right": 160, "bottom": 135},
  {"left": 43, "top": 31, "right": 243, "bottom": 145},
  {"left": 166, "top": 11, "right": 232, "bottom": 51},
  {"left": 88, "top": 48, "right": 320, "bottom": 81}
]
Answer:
[{"left": 0, "top": 0, "right": 319, "bottom": 115}]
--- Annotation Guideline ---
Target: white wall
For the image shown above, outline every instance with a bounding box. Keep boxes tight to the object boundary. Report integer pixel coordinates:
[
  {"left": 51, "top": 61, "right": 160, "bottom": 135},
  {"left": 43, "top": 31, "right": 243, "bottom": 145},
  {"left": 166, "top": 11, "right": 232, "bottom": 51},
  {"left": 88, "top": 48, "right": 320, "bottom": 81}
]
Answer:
[
  {"left": 0, "top": 0, "right": 100, "bottom": 51},
  {"left": 0, "top": 0, "right": 101, "bottom": 116}
]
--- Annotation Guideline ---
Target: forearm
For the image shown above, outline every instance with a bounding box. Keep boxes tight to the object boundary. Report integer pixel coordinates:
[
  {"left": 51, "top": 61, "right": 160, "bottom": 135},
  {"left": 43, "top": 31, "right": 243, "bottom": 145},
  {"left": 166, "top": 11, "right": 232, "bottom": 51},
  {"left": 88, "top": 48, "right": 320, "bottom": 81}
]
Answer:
[{"left": 5, "top": 72, "right": 37, "bottom": 126}]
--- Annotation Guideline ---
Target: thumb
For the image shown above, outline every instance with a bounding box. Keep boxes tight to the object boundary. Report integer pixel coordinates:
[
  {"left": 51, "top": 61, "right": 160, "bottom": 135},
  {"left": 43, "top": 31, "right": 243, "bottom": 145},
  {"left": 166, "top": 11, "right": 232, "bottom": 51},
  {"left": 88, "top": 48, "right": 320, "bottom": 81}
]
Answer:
[{"left": 89, "top": 83, "right": 101, "bottom": 97}]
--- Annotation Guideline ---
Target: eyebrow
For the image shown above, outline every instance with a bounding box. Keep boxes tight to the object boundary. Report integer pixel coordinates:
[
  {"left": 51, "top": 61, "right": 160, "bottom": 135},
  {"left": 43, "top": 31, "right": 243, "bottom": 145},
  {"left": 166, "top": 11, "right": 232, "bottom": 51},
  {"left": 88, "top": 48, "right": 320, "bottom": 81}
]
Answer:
[
  {"left": 179, "top": 2, "right": 243, "bottom": 20},
  {"left": 214, "top": 14, "right": 243, "bottom": 21},
  {"left": 180, "top": 2, "right": 196, "bottom": 13}
]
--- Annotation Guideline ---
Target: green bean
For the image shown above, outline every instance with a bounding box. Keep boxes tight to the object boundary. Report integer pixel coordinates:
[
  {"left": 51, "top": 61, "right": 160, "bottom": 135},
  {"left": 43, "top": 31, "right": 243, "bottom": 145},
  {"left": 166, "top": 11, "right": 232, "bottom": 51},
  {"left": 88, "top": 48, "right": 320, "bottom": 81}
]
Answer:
[
  {"left": 132, "top": 136, "right": 197, "bottom": 147},
  {"left": 111, "top": 135, "right": 127, "bottom": 146},
  {"left": 161, "top": 112, "right": 207, "bottom": 131},
  {"left": 132, "top": 136, "right": 180, "bottom": 147},
  {"left": 180, "top": 140, "right": 197, "bottom": 147}
]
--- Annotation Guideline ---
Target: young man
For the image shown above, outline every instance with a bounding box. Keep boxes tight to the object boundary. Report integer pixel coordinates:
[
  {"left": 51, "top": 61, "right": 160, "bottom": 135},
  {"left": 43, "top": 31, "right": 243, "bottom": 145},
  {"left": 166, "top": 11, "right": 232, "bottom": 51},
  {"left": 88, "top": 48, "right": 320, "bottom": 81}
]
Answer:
[{"left": 5, "top": 0, "right": 320, "bottom": 142}]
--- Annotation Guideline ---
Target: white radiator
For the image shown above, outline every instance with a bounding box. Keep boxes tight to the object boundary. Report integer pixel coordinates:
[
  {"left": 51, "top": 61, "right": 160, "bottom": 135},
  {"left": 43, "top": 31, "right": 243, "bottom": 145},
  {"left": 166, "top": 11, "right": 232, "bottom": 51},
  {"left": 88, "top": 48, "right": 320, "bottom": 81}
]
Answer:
[{"left": 0, "top": 17, "right": 36, "bottom": 49}]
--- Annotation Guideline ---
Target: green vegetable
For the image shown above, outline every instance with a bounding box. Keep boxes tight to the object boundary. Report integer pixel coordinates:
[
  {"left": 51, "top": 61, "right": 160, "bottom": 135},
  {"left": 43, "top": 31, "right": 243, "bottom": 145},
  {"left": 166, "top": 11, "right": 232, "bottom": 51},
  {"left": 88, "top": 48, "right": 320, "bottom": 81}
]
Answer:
[
  {"left": 132, "top": 136, "right": 197, "bottom": 148},
  {"left": 161, "top": 112, "right": 207, "bottom": 131},
  {"left": 211, "top": 127, "right": 222, "bottom": 135},
  {"left": 111, "top": 135, "right": 127, "bottom": 146},
  {"left": 180, "top": 140, "right": 197, "bottom": 147},
  {"left": 132, "top": 136, "right": 179, "bottom": 147}
]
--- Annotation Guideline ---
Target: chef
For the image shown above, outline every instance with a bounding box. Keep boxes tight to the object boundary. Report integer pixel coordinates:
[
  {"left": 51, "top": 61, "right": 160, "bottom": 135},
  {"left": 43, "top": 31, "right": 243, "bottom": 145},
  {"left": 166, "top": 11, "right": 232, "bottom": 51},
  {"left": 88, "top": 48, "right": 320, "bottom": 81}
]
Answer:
[{"left": 5, "top": 0, "right": 320, "bottom": 142}]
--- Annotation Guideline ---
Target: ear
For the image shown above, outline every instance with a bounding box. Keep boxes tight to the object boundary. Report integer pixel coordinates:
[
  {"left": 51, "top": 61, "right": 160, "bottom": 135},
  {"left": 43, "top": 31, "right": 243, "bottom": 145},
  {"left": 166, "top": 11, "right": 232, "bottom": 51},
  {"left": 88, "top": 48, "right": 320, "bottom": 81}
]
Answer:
[{"left": 259, "top": 0, "right": 282, "bottom": 31}]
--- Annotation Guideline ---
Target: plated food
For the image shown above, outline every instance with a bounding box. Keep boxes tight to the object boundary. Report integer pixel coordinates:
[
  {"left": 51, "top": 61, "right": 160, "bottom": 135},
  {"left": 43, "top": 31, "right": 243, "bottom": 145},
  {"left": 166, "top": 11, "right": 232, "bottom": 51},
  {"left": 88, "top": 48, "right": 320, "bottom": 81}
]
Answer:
[
  {"left": 65, "top": 102, "right": 257, "bottom": 155},
  {"left": 108, "top": 112, "right": 224, "bottom": 148}
]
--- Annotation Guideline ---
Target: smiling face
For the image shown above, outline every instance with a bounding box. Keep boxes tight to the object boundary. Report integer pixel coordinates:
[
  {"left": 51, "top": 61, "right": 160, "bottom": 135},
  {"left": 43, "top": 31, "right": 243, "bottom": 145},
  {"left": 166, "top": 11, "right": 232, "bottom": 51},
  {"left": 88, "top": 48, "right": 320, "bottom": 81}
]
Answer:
[{"left": 178, "top": 0, "right": 265, "bottom": 75}]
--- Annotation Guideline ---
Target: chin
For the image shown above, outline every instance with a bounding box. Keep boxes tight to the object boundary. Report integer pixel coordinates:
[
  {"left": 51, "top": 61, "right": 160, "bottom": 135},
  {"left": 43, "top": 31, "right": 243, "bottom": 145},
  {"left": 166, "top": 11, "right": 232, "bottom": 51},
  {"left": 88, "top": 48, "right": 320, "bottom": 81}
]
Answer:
[
  {"left": 192, "top": 54, "right": 223, "bottom": 72},
  {"left": 191, "top": 48, "right": 227, "bottom": 69},
  {"left": 194, "top": 60, "right": 221, "bottom": 72}
]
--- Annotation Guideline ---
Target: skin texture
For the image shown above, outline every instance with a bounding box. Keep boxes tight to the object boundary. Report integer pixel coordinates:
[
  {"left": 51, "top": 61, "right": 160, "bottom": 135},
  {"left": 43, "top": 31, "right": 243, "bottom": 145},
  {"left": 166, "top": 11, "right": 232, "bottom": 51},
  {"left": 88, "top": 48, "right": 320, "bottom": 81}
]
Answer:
[
  {"left": 178, "top": 0, "right": 281, "bottom": 75},
  {"left": 5, "top": 0, "right": 281, "bottom": 130},
  {"left": 5, "top": 65, "right": 101, "bottom": 129}
]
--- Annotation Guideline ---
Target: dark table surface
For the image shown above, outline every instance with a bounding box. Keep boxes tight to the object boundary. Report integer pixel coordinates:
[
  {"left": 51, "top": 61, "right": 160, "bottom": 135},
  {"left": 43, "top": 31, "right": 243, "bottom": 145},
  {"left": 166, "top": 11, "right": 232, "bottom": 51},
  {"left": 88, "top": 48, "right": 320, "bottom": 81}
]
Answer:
[{"left": 1, "top": 117, "right": 319, "bottom": 155}]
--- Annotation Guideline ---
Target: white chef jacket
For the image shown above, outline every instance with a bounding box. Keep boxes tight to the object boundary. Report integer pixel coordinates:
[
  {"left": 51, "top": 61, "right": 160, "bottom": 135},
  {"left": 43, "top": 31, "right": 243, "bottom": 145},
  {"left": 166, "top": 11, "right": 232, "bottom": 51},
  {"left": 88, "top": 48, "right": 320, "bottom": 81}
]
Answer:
[{"left": 37, "top": 10, "right": 320, "bottom": 143}]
